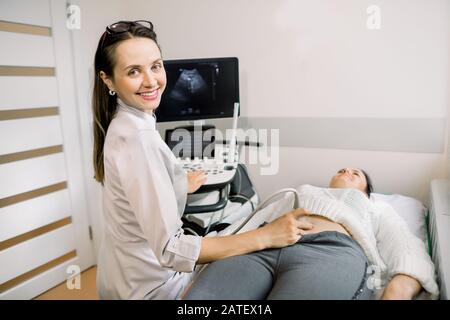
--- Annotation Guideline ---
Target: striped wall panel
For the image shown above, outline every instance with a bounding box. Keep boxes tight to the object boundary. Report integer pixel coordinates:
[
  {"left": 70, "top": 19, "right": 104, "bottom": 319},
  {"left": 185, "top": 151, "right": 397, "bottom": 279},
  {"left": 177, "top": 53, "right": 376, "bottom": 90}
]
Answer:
[
  {"left": 0, "top": 224, "right": 76, "bottom": 285},
  {"left": 0, "top": 7, "right": 80, "bottom": 297},
  {"left": 0, "top": 77, "right": 58, "bottom": 110},
  {"left": 0, "top": 116, "right": 62, "bottom": 155},
  {"left": 0, "top": 0, "right": 52, "bottom": 27},
  {"left": 0, "top": 31, "right": 55, "bottom": 67},
  {"left": 0, "top": 153, "right": 68, "bottom": 201},
  {"left": 0, "top": 189, "right": 71, "bottom": 242}
]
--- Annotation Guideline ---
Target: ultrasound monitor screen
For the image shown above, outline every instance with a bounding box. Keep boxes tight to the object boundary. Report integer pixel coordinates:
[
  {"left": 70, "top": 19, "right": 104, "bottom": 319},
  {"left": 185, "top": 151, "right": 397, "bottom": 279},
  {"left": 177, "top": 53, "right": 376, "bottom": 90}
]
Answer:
[{"left": 155, "top": 57, "right": 239, "bottom": 122}]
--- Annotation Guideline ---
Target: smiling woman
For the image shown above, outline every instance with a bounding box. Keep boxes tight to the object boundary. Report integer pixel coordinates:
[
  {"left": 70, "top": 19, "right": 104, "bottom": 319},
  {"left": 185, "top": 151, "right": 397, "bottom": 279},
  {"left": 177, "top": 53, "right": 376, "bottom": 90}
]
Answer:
[
  {"left": 91, "top": 20, "right": 205, "bottom": 300},
  {"left": 99, "top": 38, "right": 166, "bottom": 113},
  {"left": 91, "top": 20, "right": 314, "bottom": 300}
]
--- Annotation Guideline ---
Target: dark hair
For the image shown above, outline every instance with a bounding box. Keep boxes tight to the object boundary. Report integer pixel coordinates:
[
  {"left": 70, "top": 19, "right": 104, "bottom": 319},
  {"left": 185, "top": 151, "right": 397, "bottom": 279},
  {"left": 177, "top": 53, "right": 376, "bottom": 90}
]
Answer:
[
  {"left": 360, "top": 169, "right": 374, "bottom": 197},
  {"left": 92, "top": 21, "right": 160, "bottom": 184}
]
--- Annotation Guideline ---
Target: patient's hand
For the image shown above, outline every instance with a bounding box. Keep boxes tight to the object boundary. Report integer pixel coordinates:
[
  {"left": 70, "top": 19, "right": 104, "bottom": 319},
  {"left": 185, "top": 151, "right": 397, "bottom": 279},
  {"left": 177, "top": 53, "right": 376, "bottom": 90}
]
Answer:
[
  {"left": 381, "top": 274, "right": 422, "bottom": 300},
  {"left": 259, "top": 208, "right": 314, "bottom": 248},
  {"left": 187, "top": 170, "right": 207, "bottom": 194}
]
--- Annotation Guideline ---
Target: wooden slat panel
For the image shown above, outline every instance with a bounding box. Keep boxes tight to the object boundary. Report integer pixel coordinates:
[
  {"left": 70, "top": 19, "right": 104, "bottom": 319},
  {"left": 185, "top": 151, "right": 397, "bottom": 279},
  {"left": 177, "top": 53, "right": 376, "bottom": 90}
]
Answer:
[
  {"left": 0, "top": 250, "right": 77, "bottom": 294},
  {"left": 0, "top": 189, "right": 71, "bottom": 241},
  {"left": 0, "top": 77, "right": 58, "bottom": 109},
  {"left": 0, "top": 0, "right": 94, "bottom": 300},
  {"left": 0, "top": 31, "right": 55, "bottom": 67},
  {"left": 0, "top": 153, "right": 67, "bottom": 199},
  {"left": 0, "top": 182, "right": 66, "bottom": 208},
  {"left": 0, "top": 66, "right": 54, "bottom": 76},
  {"left": 0, "top": 224, "right": 76, "bottom": 284},
  {"left": 0, "top": 116, "right": 63, "bottom": 155},
  {"left": 0, "top": 0, "right": 52, "bottom": 27},
  {"left": 0, "top": 142, "right": 62, "bottom": 163},
  {"left": 0, "top": 258, "right": 79, "bottom": 299},
  {"left": 0, "top": 145, "right": 62, "bottom": 164},
  {"left": 0, "top": 21, "right": 51, "bottom": 36},
  {"left": 0, "top": 217, "right": 72, "bottom": 251},
  {"left": 0, "top": 107, "right": 59, "bottom": 120}
]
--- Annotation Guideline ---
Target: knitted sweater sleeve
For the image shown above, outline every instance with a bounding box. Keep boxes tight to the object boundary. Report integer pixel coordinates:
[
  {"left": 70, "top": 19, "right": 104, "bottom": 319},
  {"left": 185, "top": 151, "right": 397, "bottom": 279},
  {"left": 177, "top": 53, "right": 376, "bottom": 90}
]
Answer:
[{"left": 374, "top": 202, "right": 439, "bottom": 298}]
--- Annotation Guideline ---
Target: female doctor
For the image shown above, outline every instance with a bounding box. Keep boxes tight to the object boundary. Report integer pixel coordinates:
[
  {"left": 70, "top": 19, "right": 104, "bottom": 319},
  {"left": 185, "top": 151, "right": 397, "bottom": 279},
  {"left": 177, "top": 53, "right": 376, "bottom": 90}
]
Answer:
[{"left": 92, "top": 20, "right": 314, "bottom": 299}]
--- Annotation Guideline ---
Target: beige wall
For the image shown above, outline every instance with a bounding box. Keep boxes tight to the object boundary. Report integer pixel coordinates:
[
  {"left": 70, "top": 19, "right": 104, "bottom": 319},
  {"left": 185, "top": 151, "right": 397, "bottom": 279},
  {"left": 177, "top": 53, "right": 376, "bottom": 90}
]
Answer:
[{"left": 132, "top": 0, "right": 449, "bottom": 118}]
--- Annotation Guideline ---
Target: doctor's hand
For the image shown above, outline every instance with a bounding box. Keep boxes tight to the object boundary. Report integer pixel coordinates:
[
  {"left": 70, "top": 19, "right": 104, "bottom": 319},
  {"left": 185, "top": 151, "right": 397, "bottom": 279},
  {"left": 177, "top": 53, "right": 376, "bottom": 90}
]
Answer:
[
  {"left": 258, "top": 208, "right": 314, "bottom": 249},
  {"left": 187, "top": 170, "right": 207, "bottom": 194}
]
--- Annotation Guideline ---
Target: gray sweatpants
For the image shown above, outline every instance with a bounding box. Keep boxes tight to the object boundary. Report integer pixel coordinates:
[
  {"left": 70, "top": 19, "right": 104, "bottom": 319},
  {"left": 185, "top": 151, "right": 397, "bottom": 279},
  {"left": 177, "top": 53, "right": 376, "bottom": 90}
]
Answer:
[{"left": 184, "top": 231, "right": 373, "bottom": 300}]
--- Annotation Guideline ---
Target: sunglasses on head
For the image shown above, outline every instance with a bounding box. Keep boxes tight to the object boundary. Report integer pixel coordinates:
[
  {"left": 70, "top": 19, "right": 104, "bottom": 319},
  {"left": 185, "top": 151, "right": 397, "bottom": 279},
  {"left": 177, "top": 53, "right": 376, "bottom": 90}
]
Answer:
[
  {"left": 100, "top": 20, "right": 154, "bottom": 48},
  {"left": 107, "top": 20, "right": 153, "bottom": 34}
]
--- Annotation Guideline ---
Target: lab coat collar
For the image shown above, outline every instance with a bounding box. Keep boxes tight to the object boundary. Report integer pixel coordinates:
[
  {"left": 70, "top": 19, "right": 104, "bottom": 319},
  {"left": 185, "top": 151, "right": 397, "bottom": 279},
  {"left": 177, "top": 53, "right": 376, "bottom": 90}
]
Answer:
[{"left": 117, "top": 98, "right": 157, "bottom": 129}]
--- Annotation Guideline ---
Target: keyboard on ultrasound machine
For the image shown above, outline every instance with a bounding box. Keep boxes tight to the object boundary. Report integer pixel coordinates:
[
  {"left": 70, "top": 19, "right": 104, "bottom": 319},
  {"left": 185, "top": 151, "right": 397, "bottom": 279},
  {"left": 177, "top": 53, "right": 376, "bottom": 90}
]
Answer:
[{"left": 178, "top": 144, "right": 238, "bottom": 191}]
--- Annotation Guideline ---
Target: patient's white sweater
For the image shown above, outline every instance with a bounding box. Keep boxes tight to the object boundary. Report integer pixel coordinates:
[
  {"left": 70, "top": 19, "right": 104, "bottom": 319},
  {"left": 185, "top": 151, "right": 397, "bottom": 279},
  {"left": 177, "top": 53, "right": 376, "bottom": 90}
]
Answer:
[{"left": 296, "top": 185, "right": 439, "bottom": 298}]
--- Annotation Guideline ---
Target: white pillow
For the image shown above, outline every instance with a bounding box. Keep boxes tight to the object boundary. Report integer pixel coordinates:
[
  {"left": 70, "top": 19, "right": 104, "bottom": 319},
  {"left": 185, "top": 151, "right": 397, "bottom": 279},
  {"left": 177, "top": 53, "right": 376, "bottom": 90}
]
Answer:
[{"left": 370, "top": 193, "right": 427, "bottom": 243}]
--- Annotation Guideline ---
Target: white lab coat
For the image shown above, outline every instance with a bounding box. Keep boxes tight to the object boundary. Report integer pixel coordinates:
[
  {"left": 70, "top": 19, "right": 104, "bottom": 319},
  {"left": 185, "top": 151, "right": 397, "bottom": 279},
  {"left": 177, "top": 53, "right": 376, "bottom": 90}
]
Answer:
[{"left": 96, "top": 99, "right": 202, "bottom": 299}]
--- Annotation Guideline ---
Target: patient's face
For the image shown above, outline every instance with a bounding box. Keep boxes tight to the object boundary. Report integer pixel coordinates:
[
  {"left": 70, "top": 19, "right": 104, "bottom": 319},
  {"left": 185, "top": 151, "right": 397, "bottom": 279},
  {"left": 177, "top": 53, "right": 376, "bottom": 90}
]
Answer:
[{"left": 329, "top": 168, "right": 367, "bottom": 194}]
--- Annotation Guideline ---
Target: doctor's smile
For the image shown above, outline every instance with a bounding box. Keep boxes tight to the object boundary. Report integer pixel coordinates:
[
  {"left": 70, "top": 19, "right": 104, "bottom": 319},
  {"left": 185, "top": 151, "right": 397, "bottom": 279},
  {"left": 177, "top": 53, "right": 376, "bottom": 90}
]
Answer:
[
  {"left": 100, "top": 37, "right": 166, "bottom": 114},
  {"left": 137, "top": 88, "right": 160, "bottom": 100}
]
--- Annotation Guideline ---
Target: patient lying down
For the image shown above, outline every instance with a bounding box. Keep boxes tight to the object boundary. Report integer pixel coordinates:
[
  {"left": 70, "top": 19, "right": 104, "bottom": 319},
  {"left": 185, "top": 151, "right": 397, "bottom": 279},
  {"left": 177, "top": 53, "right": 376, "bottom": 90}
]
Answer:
[{"left": 184, "top": 168, "right": 439, "bottom": 300}]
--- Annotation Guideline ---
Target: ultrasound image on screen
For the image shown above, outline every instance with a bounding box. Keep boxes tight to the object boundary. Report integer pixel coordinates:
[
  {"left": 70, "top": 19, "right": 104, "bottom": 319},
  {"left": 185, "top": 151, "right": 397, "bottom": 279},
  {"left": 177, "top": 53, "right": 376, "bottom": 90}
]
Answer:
[
  {"left": 169, "top": 67, "right": 215, "bottom": 108},
  {"left": 156, "top": 58, "right": 239, "bottom": 122}
]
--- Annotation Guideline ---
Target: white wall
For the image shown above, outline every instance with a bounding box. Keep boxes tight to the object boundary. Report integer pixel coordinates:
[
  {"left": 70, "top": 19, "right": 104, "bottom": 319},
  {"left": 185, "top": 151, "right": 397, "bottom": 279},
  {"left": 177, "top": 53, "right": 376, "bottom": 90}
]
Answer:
[
  {"left": 70, "top": 0, "right": 450, "bottom": 256},
  {"left": 145, "top": 0, "right": 450, "bottom": 119}
]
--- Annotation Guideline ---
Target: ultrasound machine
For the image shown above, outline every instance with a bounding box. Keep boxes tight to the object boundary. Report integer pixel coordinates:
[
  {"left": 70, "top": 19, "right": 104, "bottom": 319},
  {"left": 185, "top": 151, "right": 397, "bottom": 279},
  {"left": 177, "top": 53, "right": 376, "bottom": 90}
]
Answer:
[{"left": 156, "top": 57, "right": 259, "bottom": 235}]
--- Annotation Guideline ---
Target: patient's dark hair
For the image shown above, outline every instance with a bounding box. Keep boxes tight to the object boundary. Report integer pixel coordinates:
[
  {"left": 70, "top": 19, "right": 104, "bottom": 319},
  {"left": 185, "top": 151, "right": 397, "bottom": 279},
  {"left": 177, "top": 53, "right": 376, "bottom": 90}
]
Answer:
[{"left": 360, "top": 169, "right": 373, "bottom": 197}]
